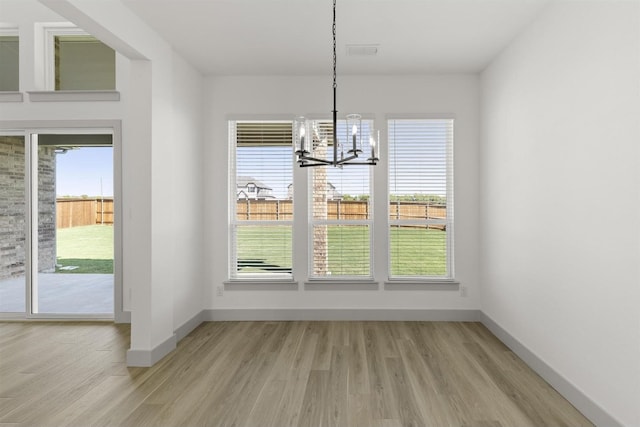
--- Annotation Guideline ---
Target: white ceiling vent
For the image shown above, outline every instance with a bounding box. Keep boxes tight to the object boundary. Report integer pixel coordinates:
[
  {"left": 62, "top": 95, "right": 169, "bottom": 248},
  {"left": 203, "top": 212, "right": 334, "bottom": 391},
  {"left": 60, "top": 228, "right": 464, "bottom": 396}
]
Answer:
[{"left": 346, "top": 44, "right": 379, "bottom": 56}]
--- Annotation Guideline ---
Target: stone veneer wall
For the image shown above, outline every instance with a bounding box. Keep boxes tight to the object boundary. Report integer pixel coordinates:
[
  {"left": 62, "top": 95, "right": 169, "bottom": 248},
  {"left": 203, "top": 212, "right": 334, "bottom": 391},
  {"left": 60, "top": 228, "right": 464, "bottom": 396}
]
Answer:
[
  {"left": 0, "top": 137, "right": 26, "bottom": 280},
  {"left": 0, "top": 137, "right": 56, "bottom": 280},
  {"left": 312, "top": 141, "right": 328, "bottom": 276},
  {"left": 38, "top": 145, "right": 57, "bottom": 273}
]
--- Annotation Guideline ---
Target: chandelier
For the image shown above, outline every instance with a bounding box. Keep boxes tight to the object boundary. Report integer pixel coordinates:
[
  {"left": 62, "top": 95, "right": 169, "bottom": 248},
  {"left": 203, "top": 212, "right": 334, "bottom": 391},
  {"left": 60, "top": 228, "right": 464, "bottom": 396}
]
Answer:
[{"left": 294, "top": 0, "right": 379, "bottom": 167}]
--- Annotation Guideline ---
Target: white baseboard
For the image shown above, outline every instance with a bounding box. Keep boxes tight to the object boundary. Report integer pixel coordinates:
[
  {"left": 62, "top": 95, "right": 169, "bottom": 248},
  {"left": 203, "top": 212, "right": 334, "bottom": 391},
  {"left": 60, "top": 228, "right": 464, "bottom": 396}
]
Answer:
[
  {"left": 480, "top": 313, "right": 622, "bottom": 427},
  {"left": 126, "top": 333, "right": 177, "bottom": 367},
  {"left": 175, "top": 310, "right": 205, "bottom": 341},
  {"left": 125, "top": 310, "right": 204, "bottom": 367},
  {"left": 203, "top": 308, "right": 481, "bottom": 321},
  {"left": 114, "top": 310, "right": 131, "bottom": 324}
]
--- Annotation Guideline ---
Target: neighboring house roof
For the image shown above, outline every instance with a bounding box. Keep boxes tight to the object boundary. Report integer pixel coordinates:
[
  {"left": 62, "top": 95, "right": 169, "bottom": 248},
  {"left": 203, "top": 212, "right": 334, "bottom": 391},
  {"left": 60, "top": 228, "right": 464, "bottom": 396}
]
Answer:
[{"left": 237, "top": 176, "right": 272, "bottom": 190}]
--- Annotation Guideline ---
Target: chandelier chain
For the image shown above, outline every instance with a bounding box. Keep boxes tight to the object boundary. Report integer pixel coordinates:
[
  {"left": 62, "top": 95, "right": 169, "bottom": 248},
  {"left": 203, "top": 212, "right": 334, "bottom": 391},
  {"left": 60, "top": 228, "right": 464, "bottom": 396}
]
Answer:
[{"left": 333, "top": 0, "right": 337, "bottom": 90}]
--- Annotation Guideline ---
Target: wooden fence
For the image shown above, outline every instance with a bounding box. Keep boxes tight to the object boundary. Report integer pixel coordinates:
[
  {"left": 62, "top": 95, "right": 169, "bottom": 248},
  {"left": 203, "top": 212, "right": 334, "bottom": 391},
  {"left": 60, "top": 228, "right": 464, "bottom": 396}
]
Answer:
[
  {"left": 236, "top": 199, "right": 446, "bottom": 222},
  {"left": 55, "top": 198, "right": 444, "bottom": 228},
  {"left": 56, "top": 197, "right": 114, "bottom": 228}
]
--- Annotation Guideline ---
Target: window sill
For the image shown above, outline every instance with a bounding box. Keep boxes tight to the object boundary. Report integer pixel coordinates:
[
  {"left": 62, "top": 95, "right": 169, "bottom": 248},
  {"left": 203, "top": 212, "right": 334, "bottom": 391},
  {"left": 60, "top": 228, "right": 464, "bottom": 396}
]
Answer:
[
  {"left": 384, "top": 279, "right": 459, "bottom": 290},
  {"left": 304, "top": 279, "right": 378, "bottom": 290},
  {"left": 224, "top": 279, "right": 298, "bottom": 290},
  {"left": 0, "top": 92, "right": 23, "bottom": 102},
  {"left": 28, "top": 90, "right": 120, "bottom": 102}
]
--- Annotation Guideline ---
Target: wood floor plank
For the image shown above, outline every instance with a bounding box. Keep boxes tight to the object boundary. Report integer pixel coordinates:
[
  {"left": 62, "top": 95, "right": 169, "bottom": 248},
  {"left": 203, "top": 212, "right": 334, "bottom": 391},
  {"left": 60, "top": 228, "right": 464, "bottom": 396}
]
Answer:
[
  {"left": 297, "top": 369, "right": 329, "bottom": 427},
  {"left": 347, "top": 393, "right": 374, "bottom": 427},
  {"left": 384, "top": 356, "right": 427, "bottom": 427},
  {"left": 271, "top": 330, "right": 318, "bottom": 427},
  {"left": 364, "top": 323, "right": 401, "bottom": 421},
  {"left": 348, "top": 321, "right": 370, "bottom": 395},
  {"left": 0, "top": 320, "right": 595, "bottom": 427},
  {"left": 395, "top": 337, "right": 458, "bottom": 427},
  {"left": 327, "top": 345, "right": 349, "bottom": 427}
]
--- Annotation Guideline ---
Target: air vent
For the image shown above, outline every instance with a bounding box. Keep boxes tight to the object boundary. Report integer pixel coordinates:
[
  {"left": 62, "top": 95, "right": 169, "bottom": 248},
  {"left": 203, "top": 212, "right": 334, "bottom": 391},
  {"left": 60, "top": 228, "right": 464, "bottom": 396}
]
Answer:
[{"left": 346, "top": 44, "right": 379, "bottom": 56}]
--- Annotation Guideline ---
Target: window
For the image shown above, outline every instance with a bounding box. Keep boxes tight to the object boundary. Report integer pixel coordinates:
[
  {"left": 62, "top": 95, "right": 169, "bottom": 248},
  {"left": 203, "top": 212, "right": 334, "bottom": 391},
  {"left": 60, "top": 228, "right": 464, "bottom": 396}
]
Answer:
[
  {"left": 228, "top": 117, "right": 454, "bottom": 283},
  {"left": 0, "top": 29, "right": 19, "bottom": 91},
  {"left": 44, "top": 26, "right": 115, "bottom": 90},
  {"left": 229, "top": 121, "right": 293, "bottom": 279},
  {"left": 308, "top": 119, "right": 374, "bottom": 279},
  {"left": 388, "top": 119, "right": 454, "bottom": 279}
]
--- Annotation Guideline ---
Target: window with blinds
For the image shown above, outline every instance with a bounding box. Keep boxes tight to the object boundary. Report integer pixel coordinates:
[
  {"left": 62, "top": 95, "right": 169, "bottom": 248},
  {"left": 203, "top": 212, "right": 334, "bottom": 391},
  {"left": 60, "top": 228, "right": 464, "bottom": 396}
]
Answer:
[
  {"left": 388, "top": 119, "right": 454, "bottom": 279},
  {"left": 309, "top": 119, "right": 374, "bottom": 279},
  {"left": 229, "top": 121, "right": 293, "bottom": 279}
]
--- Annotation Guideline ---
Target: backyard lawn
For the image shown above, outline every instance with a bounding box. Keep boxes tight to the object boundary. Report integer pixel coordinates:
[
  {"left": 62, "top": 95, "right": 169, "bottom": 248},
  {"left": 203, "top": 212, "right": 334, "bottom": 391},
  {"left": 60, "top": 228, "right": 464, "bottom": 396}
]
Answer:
[
  {"left": 236, "top": 225, "right": 447, "bottom": 276},
  {"left": 55, "top": 225, "right": 114, "bottom": 274},
  {"left": 57, "top": 224, "right": 447, "bottom": 276}
]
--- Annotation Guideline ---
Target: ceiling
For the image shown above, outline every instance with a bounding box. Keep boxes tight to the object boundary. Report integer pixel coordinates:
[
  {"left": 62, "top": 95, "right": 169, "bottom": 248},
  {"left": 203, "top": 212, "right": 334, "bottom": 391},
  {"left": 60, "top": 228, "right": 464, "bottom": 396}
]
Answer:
[{"left": 122, "top": 0, "right": 551, "bottom": 76}]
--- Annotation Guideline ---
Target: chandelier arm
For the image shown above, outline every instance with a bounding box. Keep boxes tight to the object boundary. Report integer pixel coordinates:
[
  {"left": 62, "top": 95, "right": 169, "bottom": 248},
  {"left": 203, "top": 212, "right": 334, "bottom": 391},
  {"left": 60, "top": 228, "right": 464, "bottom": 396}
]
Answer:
[{"left": 297, "top": 155, "right": 333, "bottom": 165}]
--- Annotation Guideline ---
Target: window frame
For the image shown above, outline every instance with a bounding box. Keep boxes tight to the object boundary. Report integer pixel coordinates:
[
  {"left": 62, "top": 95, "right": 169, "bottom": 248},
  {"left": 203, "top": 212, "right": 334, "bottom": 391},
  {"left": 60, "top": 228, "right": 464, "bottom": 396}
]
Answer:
[
  {"left": 386, "top": 117, "right": 455, "bottom": 282},
  {"left": 228, "top": 119, "right": 295, "bottom": 281},
  {"left": 307, "top": 117, "right": 375, "bottom": 281}
]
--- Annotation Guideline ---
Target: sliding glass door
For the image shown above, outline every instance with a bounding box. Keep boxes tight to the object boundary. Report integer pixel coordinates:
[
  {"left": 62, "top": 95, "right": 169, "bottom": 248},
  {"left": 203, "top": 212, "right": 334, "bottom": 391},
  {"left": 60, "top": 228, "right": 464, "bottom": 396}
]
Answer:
[
  {"left": 0, "top": 130, "right": 115, "bottom": 318},
  {"left": 35, "top": 134, "right": 114, "bottom": 314}
]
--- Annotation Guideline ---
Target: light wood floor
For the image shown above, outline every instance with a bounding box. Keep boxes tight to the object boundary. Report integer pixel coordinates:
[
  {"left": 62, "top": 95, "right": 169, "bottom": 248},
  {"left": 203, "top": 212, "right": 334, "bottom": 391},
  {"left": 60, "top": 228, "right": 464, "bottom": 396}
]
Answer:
[{"left": 0, "top": 321, "right": 593, "bottom": 427}]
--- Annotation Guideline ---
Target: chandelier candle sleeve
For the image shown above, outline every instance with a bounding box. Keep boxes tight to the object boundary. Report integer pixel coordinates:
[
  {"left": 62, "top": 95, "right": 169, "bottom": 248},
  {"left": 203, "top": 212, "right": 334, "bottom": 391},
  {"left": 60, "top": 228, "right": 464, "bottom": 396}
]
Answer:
[
  {"left": 352, "top": 125, "right": 357, "bottom": 150},
  {"left": 370, "top": 134, "right": 376, "bottom": 159},
  {"left": 346, "top": 113, "right": 362, "bottom": 154}
]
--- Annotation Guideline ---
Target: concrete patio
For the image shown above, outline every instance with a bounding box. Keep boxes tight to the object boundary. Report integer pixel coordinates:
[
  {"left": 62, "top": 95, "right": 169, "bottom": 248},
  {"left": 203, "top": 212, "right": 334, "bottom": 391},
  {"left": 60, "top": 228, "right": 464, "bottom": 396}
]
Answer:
[{"left": 0, "top": 273, "right": 113, "bottom": 314}]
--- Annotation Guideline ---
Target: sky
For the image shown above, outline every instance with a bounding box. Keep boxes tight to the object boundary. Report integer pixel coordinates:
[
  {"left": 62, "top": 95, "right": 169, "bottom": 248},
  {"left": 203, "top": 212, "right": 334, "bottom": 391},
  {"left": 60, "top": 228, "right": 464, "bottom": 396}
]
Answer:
[
  {"left": 55, "top": 147, "right": 113, "bottom": 197},
  {"left": 52, "top": 120, "right": 447, "bottom": 199}
]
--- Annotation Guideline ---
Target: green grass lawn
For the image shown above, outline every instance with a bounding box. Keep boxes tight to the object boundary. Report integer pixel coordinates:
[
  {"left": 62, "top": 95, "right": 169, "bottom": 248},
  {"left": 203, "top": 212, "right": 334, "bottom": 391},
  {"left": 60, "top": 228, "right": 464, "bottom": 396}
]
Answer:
[
  {"left": 55, "top": 225, "right": 114, "bottom": 274},
  {"left": 236, "top": 225, "right": 447, "bottom": 276},
  {"left": 56, "top": 224, "right": 446, "bottom": 276},
  {"left": 236, "top": 226, "right": 292, "bottom": 273},
  {"left": 390, "top": 227, "right": 447, "bottom": 276}
]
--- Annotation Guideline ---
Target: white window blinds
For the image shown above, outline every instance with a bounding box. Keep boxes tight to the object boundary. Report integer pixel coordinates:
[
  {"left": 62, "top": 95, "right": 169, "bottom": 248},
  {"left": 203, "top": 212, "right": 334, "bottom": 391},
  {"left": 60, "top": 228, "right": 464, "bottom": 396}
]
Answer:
[
  {"left": 230, "top": 121, "right": 293, "bottom": 278},
  {"left": 388, "top": 119, "right": 454, "bottom": 279}
]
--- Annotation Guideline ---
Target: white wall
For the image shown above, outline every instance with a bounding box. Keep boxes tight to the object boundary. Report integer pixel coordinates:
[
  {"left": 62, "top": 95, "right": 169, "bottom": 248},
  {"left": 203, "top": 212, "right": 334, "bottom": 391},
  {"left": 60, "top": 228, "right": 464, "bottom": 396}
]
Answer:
[
  {"left": 46, "top": 0, "right": 206, "bottom": 359},
  {"left": 1, "top": 0, "right": 205, "bottom": 363},
  {"left": 204, "top": 74, "right": 480, "bottom": 312},
  {"left": 480, "top": 2, "right": 640, "bottom": 425},
  {"left": 170, "top": 52, "right": 204, "bottom": 331}
]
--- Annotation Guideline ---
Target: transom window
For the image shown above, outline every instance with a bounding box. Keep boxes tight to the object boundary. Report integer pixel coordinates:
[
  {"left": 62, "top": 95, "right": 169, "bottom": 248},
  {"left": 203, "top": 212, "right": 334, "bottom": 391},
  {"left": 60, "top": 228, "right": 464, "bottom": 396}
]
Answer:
[
  {"left": 0, "top": 29, "right": 19, "bottom": 91},
  {"left": 43, "top": 25, "right": 115, "bottom": 91}
]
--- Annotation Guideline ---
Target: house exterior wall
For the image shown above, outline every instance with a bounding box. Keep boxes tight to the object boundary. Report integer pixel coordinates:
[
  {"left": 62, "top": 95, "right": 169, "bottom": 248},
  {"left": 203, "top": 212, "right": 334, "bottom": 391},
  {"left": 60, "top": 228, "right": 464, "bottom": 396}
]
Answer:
[
  {"left": 37, "top": 145, "right": 57, "bottom": 273},
  {"left": 0, "top": 137, "right": 27, "bottom": 280},
  {"left": 0, "top": 137, "right": 56, "bottom": 280}
]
